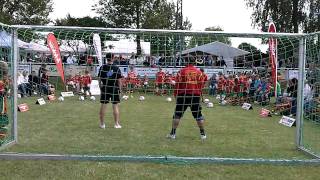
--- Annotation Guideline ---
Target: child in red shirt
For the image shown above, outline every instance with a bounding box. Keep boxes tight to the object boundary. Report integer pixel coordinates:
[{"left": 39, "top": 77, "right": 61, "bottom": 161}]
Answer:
[
  {"left": 217, "top": 73, "right": 227, "bottom": 98},
  {"left": 81, "top": 70, "right": 92, "bottom": 98},
  {"left": 127, "top": 67, "right": 137, "bottom": 96},
  {"left": 155, "top": 68, "right": 165, "bottom": 95}
]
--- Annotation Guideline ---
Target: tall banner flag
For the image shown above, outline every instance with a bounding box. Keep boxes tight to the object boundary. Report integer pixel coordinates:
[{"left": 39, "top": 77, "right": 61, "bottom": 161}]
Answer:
[
  {"left": 47, "top": 33, "right": 65, "bottom": 83},
  {"left": 268, "top": 22, "right": 278, "bottom": 97},
  {"left": 93, "top": 34, "right": 103, "bottom": 67}
]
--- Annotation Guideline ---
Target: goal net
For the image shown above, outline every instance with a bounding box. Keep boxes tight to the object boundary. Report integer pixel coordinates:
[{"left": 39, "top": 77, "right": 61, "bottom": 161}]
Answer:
[
  {"left": 0, "top": 22, "right": 319, "bottom": 162},
  {"left": 0, "top": 24, "right": 15, "bottom": 148}
]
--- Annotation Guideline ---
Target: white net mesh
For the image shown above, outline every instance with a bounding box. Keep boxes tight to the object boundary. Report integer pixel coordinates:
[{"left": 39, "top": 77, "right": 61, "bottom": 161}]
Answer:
[{"left": 1, "top": 24, "right": 319, "bottom": 160}]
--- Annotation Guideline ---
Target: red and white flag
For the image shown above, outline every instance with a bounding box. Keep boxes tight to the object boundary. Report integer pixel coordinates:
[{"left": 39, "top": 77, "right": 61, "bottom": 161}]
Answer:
[
  {"left": 268, "top": 22, "right": 277, "bottom": 97},
  {"left": 47, "top": 33, "right": 65, "bottom": 83}
]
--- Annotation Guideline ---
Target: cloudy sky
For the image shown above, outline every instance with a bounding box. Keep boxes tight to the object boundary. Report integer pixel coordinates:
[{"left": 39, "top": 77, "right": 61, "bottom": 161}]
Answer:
[{"left": 50, "top": 0, "right": 267, "bottom": 50}]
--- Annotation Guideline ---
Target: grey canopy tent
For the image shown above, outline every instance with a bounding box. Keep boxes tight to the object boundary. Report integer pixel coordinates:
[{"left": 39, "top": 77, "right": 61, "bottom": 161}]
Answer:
[
  {"left": 0, "top": 31, "right": 30, "bottom": 48},
  {"left": 181, "top": 41, "right": 249, "bottom": 67}
]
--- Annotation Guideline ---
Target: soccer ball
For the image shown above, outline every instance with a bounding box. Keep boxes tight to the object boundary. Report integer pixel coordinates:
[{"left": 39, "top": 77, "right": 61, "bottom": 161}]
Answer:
[
  {"left": 166, "top": 97, "right": 172, "bottom": 102},
  {"left": 207, "top": 102, "right": 214, "bottom": 108},
  {"left": 58, "top": 96, "right": 64, "bottom": 102},
  {"left": 204, "top": 99, "right": 210, "bottom": 104},
  {"left": 216, "top": 95, "right": 221, "bottom": 100},
  {"left": 79, "top": 96, "right": 85, "bottom": 101},
  {"left": 17, "top": 94, "right": 21, "bottom": 98},
  {"left": 90, "top": 96, "right": 96, "bottom": 101},
  {"left": 221, "top": 100, "right": 227, "bottom": 105},
  {"left": 143, "top": 82, "right": 148, "bottom": 85},
  {"left": 122, "top": 95, "right": 129, "bottom": 100},
  {"left": 139, "top": 96, "right": 145, "bottom": 101}
]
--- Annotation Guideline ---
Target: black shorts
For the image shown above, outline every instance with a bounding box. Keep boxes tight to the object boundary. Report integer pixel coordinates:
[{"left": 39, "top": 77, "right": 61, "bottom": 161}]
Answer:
[
  {"left": 100, "top": 92, "right": 120, "bottom": 104},
  {"left": 83, "top": 86, "right": 90, "bottom": 92},
  {"left": 157, "top": 84, "right": 164, "bottom": 89},
  {"left": 173, "top": 94, "right": 204, "bottom": 121}
]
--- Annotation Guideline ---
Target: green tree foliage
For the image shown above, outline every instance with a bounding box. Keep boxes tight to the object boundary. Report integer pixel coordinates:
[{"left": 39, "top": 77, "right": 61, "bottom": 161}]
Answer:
[
  {"left": 304, "top": 0, "right": 320, "bottom": 33},
  {"left": 0, "top": 0, "right": 53, "bottom": 25},
  {"left": 238, "top": 42, "right": 267, "bottom": 67},
  {"left": 93, "top": 0, "right": 192, "bottom": 55},
  {"left": 54, "top": 15, "right": 112, "bottom": 55},
  {"left": 188, "top": 26, "right": 232, "bottom": 48},
  {"left": 55, "top": 14, "right": 108, "bottom": 28},
  {"left": 245, "top": 0, "right": 320, "bottom": 33}
]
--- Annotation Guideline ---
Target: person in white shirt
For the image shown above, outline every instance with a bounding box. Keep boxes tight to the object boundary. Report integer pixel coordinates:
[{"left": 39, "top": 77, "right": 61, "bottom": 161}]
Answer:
[
  {"left": 66, "top": 55, "right": 74, "bottom": 64},
  {"left": 17, "top": 72, "right": 27, "bottom": 97}
]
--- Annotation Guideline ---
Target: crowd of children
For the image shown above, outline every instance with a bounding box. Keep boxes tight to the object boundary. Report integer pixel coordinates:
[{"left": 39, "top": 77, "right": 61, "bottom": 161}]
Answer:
[
  {"left": 212, "top": 72, "right": 273, "bottom": 105},
  {"left": 66, "top": 70, "right": 92, "bottom": 98}
]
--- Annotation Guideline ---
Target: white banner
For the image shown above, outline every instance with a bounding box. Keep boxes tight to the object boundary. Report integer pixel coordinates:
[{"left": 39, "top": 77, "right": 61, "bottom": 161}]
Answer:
[
  {"left": 93, "top": 34, "right": 103, "bottom": 67},
  {"left": 90, "top": 80, "right": 101, "bottom": 95},
  {"left": 18, "top": 64, "right": 31, "bottom": 74}
]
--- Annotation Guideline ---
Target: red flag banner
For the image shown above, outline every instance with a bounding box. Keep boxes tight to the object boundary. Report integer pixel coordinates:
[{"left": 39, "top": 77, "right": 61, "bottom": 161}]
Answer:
[
  {"left": 47, "top": 33, "right": 65, "bottom": 83},
  {"left": 268, "top": 22, "right": 277, "bottom": 97}
]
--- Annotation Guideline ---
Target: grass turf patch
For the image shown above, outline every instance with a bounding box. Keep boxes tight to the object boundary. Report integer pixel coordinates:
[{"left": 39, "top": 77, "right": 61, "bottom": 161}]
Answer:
[{"left": 2, "top": 93, "right": 314, "bottom": 160}]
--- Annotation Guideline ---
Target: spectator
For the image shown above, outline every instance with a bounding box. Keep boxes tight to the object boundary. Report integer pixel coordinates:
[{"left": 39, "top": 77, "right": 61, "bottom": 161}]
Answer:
[
  {"left": 40, "top": 69, "right": 55, "bottom": 95},
  {"left": 66, "top": 55, "right": 75, "bottom": 64},
  {"left": 38, "top": 64, "right": 46, "bottom": 81},
  {"left": 28, "top": 71, "right": 39, "bottom": 95},
  {"left": 17, "top": 72, "right": 27, "bottom": 97},
  {"left": 129, "top": 52, "right": 137, "bottom": 66},
  {"left": 22, "top": 71, "right": 32, "bottom": 96},
  {"left": 209, "top": 74, "right": 217, "bottom": 96},
  {"left": 286, "top": 78, "right": 298, "bottom": 115}
]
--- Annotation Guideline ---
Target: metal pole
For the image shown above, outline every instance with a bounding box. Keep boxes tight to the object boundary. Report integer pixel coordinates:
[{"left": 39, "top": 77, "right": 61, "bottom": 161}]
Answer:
[
  {"left": 11, "top": 29, "right": 18, "bottom": 143},
  {"left": 296, "top": 38, "right": 306, "bottom": 147}
]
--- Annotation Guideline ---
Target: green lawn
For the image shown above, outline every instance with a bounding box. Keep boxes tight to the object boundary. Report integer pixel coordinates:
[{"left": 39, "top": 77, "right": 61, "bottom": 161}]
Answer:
[
  {"left": 2, "top": 94, "right": 311, "bottom": 158},
  {"left": 0, "top": 93, "right": 319, "bottom": 179}
]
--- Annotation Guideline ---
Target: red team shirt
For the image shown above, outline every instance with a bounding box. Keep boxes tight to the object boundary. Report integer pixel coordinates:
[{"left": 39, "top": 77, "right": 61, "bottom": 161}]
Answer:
[
  {"left": 156, "top": 71, "right": 166, "bottom": 85},
  {"left": 199, "top": 72, "right": 208, "bottom": 90},
  {"left": 127, "top": 71, "right": 137, "bottom": 84},
  {"left": 81, "top": 75, "right": 92, "bottom": 87},
  {"left": 174, "top": 65, "right": 203, "bottom": 96},
  {"left": 217, "top": 76, "right": 227, "bottom": 91},
  {"left": 226, "top": 79, "right": 235, "bottom": 94}
]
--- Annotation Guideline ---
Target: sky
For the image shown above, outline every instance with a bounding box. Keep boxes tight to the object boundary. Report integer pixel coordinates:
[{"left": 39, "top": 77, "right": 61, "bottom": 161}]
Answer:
[{"left": 49, "top": 0, "right": 267, "bottom": 51}]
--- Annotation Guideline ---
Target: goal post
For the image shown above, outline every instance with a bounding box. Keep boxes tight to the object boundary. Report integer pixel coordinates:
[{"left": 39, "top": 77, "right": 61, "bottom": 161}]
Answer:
[
  {"left": 0, "top": 22, "right": 319, "bottom": 163},
  {"left": 0, "top": 23, "right": 18, "bottom": 149}
]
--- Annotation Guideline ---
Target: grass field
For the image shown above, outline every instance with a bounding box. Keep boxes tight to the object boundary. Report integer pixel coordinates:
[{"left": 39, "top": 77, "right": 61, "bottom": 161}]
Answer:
[{"left": 0, "top": 93, "right": 319, "bottom": 179}]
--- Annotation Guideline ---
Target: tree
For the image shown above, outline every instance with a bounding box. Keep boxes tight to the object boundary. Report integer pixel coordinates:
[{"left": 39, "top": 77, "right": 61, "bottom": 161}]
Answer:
[
  {"left": 237, "top": 42, "right": 268, "bottom": 67},
  {"left": 188, "top": 26, "right": 232, "bottom": 48},
  {"left": 0, "top": 0, "right": 53, "bottom": 25},
  {"left": 55, "top": 14, "right": 109, "bottom": 28},
  {"left": 93, "top": 0, "right": 192, "bottom": 55},
  {"left": 304, "top": 0, "right": 320, "bottom": 33},
  {"left": 245, "top": 0, "right": 320, "bottom": 33},
  {"left": 54, "top": 15, "right": 111, "bottom": 56}
]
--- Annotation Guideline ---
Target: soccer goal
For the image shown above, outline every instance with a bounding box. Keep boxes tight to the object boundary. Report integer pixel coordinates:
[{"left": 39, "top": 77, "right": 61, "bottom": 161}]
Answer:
[{"left": 0, "top": 22, "right": 319, "bottom": 164}]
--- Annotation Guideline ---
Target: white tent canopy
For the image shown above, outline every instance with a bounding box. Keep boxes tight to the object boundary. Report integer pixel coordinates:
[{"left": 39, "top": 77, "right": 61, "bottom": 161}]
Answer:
[
  {"left": 0, "top": 31, "right": 30, "bottom": 48},
  {"left": 103, "top": 40, "right": 151, "bottom": 55},
  {"left": 24, "top": 42, "right": 49, "bottom": 52},
  {"left": 181, "top": 41, "right": 250, "bottom": 67}
]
